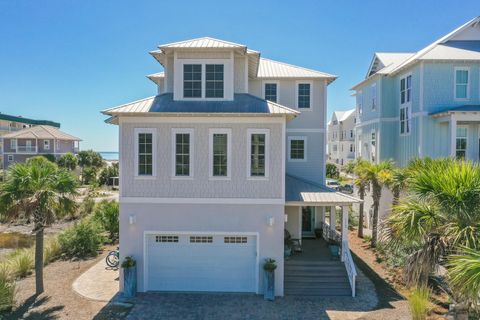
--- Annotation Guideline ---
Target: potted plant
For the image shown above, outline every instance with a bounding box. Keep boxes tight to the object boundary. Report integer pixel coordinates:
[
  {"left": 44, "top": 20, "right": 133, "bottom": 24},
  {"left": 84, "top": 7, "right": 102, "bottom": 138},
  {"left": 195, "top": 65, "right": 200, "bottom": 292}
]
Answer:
[
  {"left": 314, "top": 228, "right": 322, "bottom": 239},
  {"left": 263, "top": 258, "right": 277, "bottom": 301},
  {"left": 121, "top": 256, "right": 137, "bottom": 298}
]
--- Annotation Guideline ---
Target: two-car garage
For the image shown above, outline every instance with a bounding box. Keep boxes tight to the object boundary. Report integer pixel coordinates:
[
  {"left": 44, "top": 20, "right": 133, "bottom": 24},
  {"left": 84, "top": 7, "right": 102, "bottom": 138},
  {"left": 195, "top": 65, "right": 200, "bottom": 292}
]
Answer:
[{"left": 145, "top": 233, "right": 258, "bottom": 293}]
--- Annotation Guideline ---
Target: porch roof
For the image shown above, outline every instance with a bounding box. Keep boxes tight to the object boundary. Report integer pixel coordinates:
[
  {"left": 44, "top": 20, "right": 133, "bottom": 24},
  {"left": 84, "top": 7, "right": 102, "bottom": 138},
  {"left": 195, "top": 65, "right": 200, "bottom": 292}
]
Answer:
[
  {"left": 285, "top": 175, "right": 361, "bottom": 206},
  {"left": 430, "top": 105, "right": 480, "bottom": 118}
]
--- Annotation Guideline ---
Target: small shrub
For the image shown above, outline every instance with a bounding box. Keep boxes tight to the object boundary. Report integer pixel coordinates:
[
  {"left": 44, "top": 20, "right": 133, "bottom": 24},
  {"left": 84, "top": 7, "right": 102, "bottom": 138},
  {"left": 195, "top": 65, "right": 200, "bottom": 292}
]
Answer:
[
  {"left": 98, "top": 163, "right": 119, "bottom": 186},
  {"left": 94, "top": 200, "right": 119, "bottom": 242},
  {"left": 78, "top": 196, "right": 96, "bottom": 217},
  {"left": 43, "top": 237, "right": 61, "bottom": 265},
  {"left": 121, "top": 256, "right": 136, "bottom": 269},
  {"left": 408, "top": 286, "right": 430, "bottom": 320},
  {"left": 82, "top": 166, "right": 98, "bottom": 185},
  {"left": 326, "top": 163, "right": 339, "bottom": 179},
  {"left": 362, "top": 234, "right": 372, "bottom": 243},
  {"left": 0, "top": 263, "right": 15, "bottom": 312},
  {"left": 9, "top": 249, "right": 34, "bottom": 278},
  {"left": 58, "top": 219, "right": 104, "bottom": 258},
  {"left": 57, "top": 153, "right": 78, "bottom": 171}
]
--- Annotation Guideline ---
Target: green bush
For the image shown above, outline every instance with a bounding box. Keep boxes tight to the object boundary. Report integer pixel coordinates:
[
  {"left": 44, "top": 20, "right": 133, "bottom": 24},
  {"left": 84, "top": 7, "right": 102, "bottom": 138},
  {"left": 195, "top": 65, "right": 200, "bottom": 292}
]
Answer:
[
  {"left": 0, "top": 263, "right": 15, "bottom": 312},
  {"left": 57, "top": 153, "right": 78, "bottom": 170},
  {"left": 326, "top": 163, "right": 339, "bottom": 179},
  {"left": 8, "top": 249, "right": 34, "bottom": 278},
  {"left": 98, "top": 163, "right": 119, "bottom": 186},
  {"left": 79, "top": 196, "right": 96, "bottom": 217},
  {"left": 58, "top": 219, "right": 104, "bottom": 258},
  {"left": 408, "top": 286, "right": 430, "bottom": 320},
  {"left": 43, "top": 237, "right": 61, "bottom": 265},
  {"left": 78, "top": 150, "right": 104, "bottom": 169},
  {"left": 94, "top": 200, "right": 119, "bottom": 242},
  {"left": 82, "top": 166, "right": 98, "bottom": 185}
]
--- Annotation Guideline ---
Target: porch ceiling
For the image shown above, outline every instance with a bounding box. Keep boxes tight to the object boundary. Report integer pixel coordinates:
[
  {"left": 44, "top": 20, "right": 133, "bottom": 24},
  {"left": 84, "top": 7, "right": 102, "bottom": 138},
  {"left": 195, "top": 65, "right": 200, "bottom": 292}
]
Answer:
[
  {"left": 430, "top": 105, "right": 480, "bottom": 119},
  {"left": 285, "top": 175, "right": 361, "bottom": 206}
]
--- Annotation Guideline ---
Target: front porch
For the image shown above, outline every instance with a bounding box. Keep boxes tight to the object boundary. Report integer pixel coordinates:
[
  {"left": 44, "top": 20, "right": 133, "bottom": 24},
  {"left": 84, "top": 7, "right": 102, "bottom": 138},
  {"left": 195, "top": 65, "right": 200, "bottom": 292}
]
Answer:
[{"left": 284, "top": 175, "right": 362, "bottom": 297}]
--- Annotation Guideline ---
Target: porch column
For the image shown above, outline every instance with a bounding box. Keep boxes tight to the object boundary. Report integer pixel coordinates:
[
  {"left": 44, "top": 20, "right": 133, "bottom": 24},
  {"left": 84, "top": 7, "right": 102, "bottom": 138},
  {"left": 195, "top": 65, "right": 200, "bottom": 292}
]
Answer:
[
  {"left": 450, "top": 117, "right": 457, "bottom": 157},
  {"left": 329, "top": 206, "right": 336, "bottom": 240},
  {"left": 320, "top": 207, "right": 326, "bottom": 225},
  {"left": 341, "top": 206, "right": 349, "bottom": 262}
]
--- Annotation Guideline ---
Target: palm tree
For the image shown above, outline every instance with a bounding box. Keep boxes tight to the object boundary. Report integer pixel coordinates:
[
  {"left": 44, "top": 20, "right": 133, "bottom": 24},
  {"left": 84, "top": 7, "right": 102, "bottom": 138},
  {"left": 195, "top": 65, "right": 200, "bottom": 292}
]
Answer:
[
  {"left": 447, "top": 247, "right": 480, "bottom": 310},
  {"left": 384, "top": 159, "right": 480, "bottom": 286},
  {"left": 363, "top": 160, "right": 394, "bottom": 248},
  {"left": 386, "top": 167, "right": 409, "bottom": 206},
  {"left": 0, "top": 157, "right": 78, "bottom": 294},
  {"left": 346, "top": 159, "right": 370, "bottom": 238}
]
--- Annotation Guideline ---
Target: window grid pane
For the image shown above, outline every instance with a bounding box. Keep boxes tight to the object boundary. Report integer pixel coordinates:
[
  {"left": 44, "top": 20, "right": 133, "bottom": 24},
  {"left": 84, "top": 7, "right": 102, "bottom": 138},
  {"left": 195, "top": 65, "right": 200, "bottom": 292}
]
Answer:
[
  {"left": 264, "top": 83, "right": 277, "bottom": 102},
  {"left": 213, "top": 133, "right": 228, "bottom": 176},
  {"left": 298, "top": 84, "right": 311, "bottom": 108},
  {"left": 175, "top": 133, "right": 190, "bottom": 176},
  {"left": 183, "top": 64, "right": 202, "bottom": 98},
  {"left": 138, "top": 133, "right": 153, "bottom": 175},
  {"left": 250, "top": 134, "right": 266, "bottom": 176},
  {"left": 290, "top": 139, "right": 305, "bottom": 159},
  {"left": 205, "top": 64, "right": 224, "bottom": 98}
]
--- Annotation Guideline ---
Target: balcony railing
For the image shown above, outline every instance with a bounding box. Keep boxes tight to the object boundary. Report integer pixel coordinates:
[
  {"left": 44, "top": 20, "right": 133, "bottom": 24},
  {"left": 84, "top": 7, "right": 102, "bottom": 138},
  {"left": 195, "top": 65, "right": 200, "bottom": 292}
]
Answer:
[
  {"left": 16, "top": 146, "right": 37, "bottom": 153},
  {"left": 0, "top": 126, "right": 22, "bottom": 132}
]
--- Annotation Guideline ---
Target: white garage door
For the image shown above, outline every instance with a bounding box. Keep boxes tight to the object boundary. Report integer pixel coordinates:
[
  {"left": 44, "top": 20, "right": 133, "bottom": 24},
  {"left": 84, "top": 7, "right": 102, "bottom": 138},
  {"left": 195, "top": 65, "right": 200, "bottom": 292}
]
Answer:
[{"left": 146, "top": 233, "right": 257, "bottom": 292}]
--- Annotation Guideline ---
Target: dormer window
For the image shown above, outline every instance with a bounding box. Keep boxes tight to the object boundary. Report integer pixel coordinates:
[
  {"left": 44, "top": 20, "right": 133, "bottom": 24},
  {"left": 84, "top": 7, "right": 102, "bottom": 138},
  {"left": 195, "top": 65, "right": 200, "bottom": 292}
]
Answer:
[
  {"left": 183, "top": 64, "right": 202, "bottom": 98},
  {"left": 205, "top": 64, "right": 224, "bottom": 98},
  {"left": 264, "top": 83, "right": 278, "bottom": 102}
]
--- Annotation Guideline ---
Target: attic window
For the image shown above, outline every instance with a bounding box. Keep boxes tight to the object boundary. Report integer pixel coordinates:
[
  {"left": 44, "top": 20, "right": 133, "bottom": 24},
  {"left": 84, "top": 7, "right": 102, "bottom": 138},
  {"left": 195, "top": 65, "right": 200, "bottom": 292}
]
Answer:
[
  {"left": 183, "top": 64, "right": 202, "bottom": 98},
  {"left": 205, "top": 64, "right": 224, "bottom": 98}
]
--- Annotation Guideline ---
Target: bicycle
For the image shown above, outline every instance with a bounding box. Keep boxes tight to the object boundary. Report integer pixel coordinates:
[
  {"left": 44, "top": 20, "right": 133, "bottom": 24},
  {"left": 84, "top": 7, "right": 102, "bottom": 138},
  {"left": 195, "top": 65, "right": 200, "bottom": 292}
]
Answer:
[{"left": 106, "top": 248, "right": 119, "bottom": 268}]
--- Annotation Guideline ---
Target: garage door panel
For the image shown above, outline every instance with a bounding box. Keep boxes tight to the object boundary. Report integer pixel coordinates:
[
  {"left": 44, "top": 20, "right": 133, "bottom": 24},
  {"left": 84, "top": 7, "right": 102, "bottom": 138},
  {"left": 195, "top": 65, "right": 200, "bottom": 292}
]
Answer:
[{"left": 146, "top": 233, "right": 257, "bottom": 292}]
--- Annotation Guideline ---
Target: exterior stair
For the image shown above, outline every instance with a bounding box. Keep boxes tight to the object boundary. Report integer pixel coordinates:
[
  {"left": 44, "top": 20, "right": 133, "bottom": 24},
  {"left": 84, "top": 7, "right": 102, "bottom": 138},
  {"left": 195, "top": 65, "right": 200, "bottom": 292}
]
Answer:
[{"left": 284, "top": 260, "right": 352, "bottom": 296}]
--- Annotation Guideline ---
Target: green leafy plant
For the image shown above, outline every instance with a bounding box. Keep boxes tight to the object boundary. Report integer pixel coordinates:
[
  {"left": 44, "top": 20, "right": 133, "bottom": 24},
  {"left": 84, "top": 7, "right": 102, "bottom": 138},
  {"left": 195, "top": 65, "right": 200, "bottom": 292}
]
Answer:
[
  {"left": 263, "top": 258, "right": 277, "bottom": 272},
  {"left": 98, "top": 163, "right": 119, "bottom": 186},
  {"left": 94, "top": 200, "right": 119, "bottom": 242},
  {"left": 82, "top": 166, "right": 98, "bottom": 185},
  {"left": 77, "top": 150, "right": 104, "bottom": 169},
  {"left": 447, "top": 247, "right": 480, "bottom": 309},
  {"left": 43, "top": 237, "right": 61, "bottom": 265},
  {"left": 58, "top": 219, "right": 104, "bottom": 259},
  {"left": 407, "top": 286, "right": 430, "bottom": 320},
  {"left": 326, "top": 163, "right": 339, "bottom": 179},
  {"left": 0, "top": 263, "right": 15, "bottom": 312},
  {"left": 57, "top": 153, "right": 78, "bottom": 171},
  {"left": 121, "top": 256, "right": 136, "bottom": 269}
]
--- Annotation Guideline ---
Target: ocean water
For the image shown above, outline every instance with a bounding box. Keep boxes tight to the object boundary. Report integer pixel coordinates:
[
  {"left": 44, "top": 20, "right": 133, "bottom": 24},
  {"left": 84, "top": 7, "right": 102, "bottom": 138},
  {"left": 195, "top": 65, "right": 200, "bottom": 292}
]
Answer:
[{"left": 99, "top": 151, "right": 119, "bottom": 161}]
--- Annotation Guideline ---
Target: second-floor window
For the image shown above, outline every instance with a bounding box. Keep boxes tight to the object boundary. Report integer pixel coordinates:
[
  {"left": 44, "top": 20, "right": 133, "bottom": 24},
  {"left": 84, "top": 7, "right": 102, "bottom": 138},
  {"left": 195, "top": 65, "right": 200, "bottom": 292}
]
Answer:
[
  {"left": 455, "top": 67, "right": 469, "bottom": 100},
  {"left": 357, "top": 91, "right": 363, "bottom": 115},
  {"left": 10, "top": 139, "right": 16, "bottom": 149},
  {"left": 210, "top": 129, "right": 230, "bottom": 178},
  {"left": 183, "top": 64, "right": 202, "bottom": 98},
  {"left": 371, "top": 84, "right": 377, "bottom": 110},
  {"left": 400, "top": 75, "right": 411, "bottom": 104},
  {"left": 350, "top": 130, "right": 353, "bottom": 138},
  {"left": 400, "top": 75, "right": 412, "bottom": 135},
  {"left": 205, "top": 64, "right": 224, "bottom": 98},
  {"left": 135, "top": 128, "right": 156, "bottom": 177},
  {"left": 297, "top": 83, "right": 311, "bottom": 109},
  {"left": 288, "top": 137, "right": 306, "bottom": 161},
  {"left": 248, "top": 130, "right": 269, "bottom": 178},
  {"left": 173, "top": 129, "right": 193, "bottom": 177},
  {"left": 350, "top": 144, "right": 354, "bottom": 152},
  {"left": 264, "top": 83, "right": 277, "bottom": 102},
  {"left": 44, "top": 140, "right": 50, "bottom": 150}
]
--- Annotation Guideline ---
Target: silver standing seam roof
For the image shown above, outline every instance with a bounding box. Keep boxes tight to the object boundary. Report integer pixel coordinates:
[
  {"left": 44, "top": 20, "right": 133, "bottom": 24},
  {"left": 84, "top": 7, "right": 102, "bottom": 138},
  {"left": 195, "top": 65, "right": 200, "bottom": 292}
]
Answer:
[{"left": 286, "top": 175, "right": 361, "bottom": 205}]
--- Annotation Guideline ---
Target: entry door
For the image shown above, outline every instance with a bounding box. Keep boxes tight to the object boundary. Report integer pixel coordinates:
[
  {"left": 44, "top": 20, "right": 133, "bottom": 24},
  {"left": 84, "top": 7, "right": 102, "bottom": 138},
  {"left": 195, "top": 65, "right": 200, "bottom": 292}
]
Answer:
[{"left": 301, "top": 207, "right": 315, "bottom": 237}]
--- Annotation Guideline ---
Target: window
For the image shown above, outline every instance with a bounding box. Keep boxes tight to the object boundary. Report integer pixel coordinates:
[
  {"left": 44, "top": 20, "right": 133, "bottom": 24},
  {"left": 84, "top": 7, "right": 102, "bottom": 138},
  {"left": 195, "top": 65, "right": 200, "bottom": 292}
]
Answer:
[
  {"left": 456, "top": 126, "right": 467, "bottom": 159},
  {"left": 350, "top": 130, "right": 354, "bottom": 138},
  {"left": 357, "top": 91, "right": 363, "bottom": 115},
  {"left": 224, "top": 236, "right": 247, "bottom": 244},
  {"left": 341, "top": 144, "right": 344, "bottom": 152},
  {"left": 248, "top": 129, "right": 269, "bottom": 178},
  {"left": 297, "top": 83, "right": 311, "bottom": 109},
  {"left": 172, "top": 129, "right": 193, "bottom": 177},
  {"left": 183, "top": 64, "right": 202, "bottom": 98},
  {"left": 209, "top": 129, "right": 231, "bottom": 178},
  {"left": 371, "top": 84, "right": 377, "bottom": 110},
  {"left": 135, "top": 128, "right": 156, "bottom": 177},
  {"left": 288, "top": 137, "right": 306, "bottom": 161},
  {"left": 10, "top": 139, "right": 16, "bottom": 149},
  {"left": 371, "top": 130, "right": 376, "bottom": 162},
  {"left": 7, "top": 155, "right": 13, "bottom": 162},
  {"left": 332, "top": 144, "right": 337, "bottom": 152},
  {"left": 44, "top": 140, "right": 50, "bottom": 150},
  {"left": 190, "top": 236, "right": 213, "bottom": 243},
  {"left": 155, "top": 235, "right": 178, "bottom": 243},
  {"left": 350, "top": 144, "right": 354, "bottom": 152},
  {"left": 264, "top": 83, "right": 278, "bottom": 102},
  {"left": 205, "top": 64, "right": 224, "bottom": 98},
  {"left": 455, "top": 68, "right": 469, "bottom": 100},
  {"left": 400, "top": 75, "right": 412, "bottom": 135},
  {"left": 332, "top": 120, "right": 338, "bottom": 125}
]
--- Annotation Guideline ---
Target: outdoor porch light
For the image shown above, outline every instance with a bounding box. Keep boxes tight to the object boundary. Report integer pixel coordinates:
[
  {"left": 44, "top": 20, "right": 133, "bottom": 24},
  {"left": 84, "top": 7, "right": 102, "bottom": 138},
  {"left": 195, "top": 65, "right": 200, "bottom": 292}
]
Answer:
[
  {"left": 284, "top": 214, "right": 288, "bottom": 223},
  {"left": 268, "top": 216, "right": 275, "bottom": 227},
  {"left": 129, "top": 215, "right": 136, "bottom": 225}
]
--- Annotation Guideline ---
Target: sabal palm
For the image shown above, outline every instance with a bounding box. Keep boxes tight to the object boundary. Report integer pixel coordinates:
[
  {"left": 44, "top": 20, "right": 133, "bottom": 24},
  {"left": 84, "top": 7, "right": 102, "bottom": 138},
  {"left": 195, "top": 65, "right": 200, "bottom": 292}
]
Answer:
[
  {"left": 363, "top": 160, "right": 394, "bottom": 247},
  {"left": 0, "top": 157, "right": 78, "bottom": 294},
  {"left": 385, "top": 159, "right": 480, "bottom": 286},
  {"left": 447, "top": 247, "right": 480, "bottom": 308},
  {"left": 346, "top": 159, "right": 370, "bottom": 238},
  {"left": 386, "top": 167, "right": 410, "bottom": 206}
]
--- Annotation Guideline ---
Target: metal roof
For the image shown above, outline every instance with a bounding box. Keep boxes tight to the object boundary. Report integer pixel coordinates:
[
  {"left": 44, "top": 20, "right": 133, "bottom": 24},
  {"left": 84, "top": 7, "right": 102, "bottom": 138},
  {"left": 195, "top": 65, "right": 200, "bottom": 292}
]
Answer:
[
  {"left": 333, "top": 109, "right": 355, "bottom": 122},
  {"left": 420, "top": 40, "right": 480, "bottom": 60},
  {"left": 0, "top": 113, "right": 60, "bottom": 128},
  {"left": 257, "top": 58, "right": 336, "bottom": 82},
  {"left": 2, "top": 125, "right": 81, "bottom": 141},
  {"left": 285, "top": 175, "right": 361, "bottom": 205},
  {"left": 430, "top": 105, "right": 480, "bottom": 117},
  {"left": 146, "top": 72, "right": 165, "bottom": 85},
  {"left": 158, "top": 37, "right": 246, "bottom": 50},
  {"left": 102, "top": 93, "right": 299, "bottom": 121}
]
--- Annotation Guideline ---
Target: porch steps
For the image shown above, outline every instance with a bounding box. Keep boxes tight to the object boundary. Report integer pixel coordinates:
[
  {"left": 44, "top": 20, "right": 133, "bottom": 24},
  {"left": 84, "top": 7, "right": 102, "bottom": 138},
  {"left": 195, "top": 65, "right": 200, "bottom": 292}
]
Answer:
[{"left": 284, "top": 260, "right": 351, "bottom": 296}]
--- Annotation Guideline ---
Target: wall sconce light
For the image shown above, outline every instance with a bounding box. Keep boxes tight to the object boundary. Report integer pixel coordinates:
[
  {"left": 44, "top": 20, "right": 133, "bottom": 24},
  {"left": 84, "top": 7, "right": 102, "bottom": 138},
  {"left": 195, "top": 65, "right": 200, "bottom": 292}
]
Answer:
[
  {"left": 268, "top": 216, "right": 275, "bottom": 227},
  {"left": 284, "top": 214, "right": 288, "bottom": 223},
  {"left": 129, "top": 215, "right": 136, "bottom": 225}
]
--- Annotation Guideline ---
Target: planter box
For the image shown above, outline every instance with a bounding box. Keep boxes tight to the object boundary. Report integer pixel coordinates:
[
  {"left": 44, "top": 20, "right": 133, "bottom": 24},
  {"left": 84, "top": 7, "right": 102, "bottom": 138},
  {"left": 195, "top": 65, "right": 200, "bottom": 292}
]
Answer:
[
  {"left": 264, "top": 270, "right": 275, "bottom": 301},
  {"left": 123, "top": 266, "right": 137, "bottom": 298}
]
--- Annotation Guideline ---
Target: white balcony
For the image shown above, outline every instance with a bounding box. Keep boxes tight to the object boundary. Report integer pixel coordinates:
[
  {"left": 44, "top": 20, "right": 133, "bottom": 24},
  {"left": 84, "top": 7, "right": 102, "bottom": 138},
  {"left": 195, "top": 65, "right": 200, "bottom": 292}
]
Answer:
[{"left": 15, "top": 146, "right": 37, "bottom": 153}]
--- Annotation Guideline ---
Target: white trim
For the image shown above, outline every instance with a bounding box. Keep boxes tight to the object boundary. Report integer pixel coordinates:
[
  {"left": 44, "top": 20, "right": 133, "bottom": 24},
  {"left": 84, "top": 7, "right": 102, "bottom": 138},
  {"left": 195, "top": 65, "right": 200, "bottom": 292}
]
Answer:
[
  {"left": 246, "top": 128, "right": 270, "bottom": 180},
  {"left": 119, "top": 116, "right": 284, "bottom": 124},
  {"left": 281, "top": 121, "right": 286, "bottom": 202},
  {"left": 208, "top": 128, "right": 232, "bottom": 180},
  {"left": 454, "top": 66, "right": 470, "bottom": 101},
  {"left": 399, "top": 73, "right": 412, "bottom": 136},
  {"left": 456, "top": 124, "right": 468, "bottom": 159},
  {"left": 286, "top": 128, "right": 325, "bottom": 133},
  {"left": 134, "top": 128, "right": 157, "bottom": 178},
  {"left": 143, "top": 231, "right": 260, "bottom": 294},
  {"left": 10, "top": 138, "right": 16, "bottom": 150},
  {"left": 43, "top": 139, "right": 50, "bottom": 150},
  {"left": 171, "top": 128, "right": 194, "bottom": 179},
  {"left": 295, "top": 80, "right": 313, "bottom": 110},
  {"left": 287, "top": 136, "right": 307, "bottom": 162},
  {"left": 121, "top": 197, "right": 285, "bottom": 205},
  {"left": 262, "top": 80, "right": 280, "bottom": 103},
  {"left": 322, "top": 80, "right": 327, "bottom": 184}
]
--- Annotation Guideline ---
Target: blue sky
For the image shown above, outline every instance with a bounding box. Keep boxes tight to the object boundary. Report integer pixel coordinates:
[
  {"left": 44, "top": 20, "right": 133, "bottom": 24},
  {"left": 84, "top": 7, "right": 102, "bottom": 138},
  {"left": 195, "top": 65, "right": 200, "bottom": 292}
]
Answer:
[{"left": 0, "top": 1, "right": 479, "bottom": 151}]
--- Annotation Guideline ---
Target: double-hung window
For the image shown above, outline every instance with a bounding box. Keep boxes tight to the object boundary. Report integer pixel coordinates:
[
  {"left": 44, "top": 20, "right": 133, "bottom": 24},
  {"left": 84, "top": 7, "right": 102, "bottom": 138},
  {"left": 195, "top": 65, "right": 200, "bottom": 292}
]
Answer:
[
  {"left": 172, "top": 129, "right": 193, "bottom": 178},
  {"left": 209, "top": 129, "right": 231, "bottom": 179},
  {"left": 297, "top": 83, "right": 311, "bottom": 109},
  {"left": 288, "top": 136, "right": 306, "bottom": 161},
  {"left": 456, "top": 126, "right": 467, "bottom": 159},
  {"left": 264, "top": 83, "right": 278, "bottom": 102},
  {"left": 135, "top": 128, "right": 156, "bottom": 177},
  {"left": 183, "top": 64, "right": 202, "bottom": 98},
  {"left": 44, "top": 140, "right": 50, "bottom": 150},
  {"left": 400, "top": 75, "right": 412, "bottom": 135},
  {"left": 247, "top": 129, "right": 269, "bottom": 178},
  {"left": 370, "top": 130, "right": 376, "bottom": 162},
  {"left": 455, "top": 67, "right": 469, "bottom": 100},
  {"left": 10, "top": 139, "right": 16, "bottom": 150},
  {"left": 205, "top": 64, "right": 224, "bottom": 98}
]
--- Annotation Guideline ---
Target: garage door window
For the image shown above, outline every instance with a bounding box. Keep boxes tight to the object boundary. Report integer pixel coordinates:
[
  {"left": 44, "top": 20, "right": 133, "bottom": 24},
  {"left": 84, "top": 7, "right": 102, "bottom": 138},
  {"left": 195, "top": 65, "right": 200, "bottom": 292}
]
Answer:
[
  {"left": 224, "top": 236, "right": 247, "bottom": 244},
  {"left": 190, "top": 236, "right": 213, "bottom": 243},
  {"left": 156, "top": 235, "right": 179, "bottom": 243}
]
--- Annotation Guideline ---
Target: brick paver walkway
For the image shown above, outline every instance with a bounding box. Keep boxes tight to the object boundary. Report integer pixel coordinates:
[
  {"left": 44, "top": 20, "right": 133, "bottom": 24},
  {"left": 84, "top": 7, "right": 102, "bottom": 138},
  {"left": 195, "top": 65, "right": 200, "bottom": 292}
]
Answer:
[{"left": 72, "top": 257, "right": 119, "bottom": 302}]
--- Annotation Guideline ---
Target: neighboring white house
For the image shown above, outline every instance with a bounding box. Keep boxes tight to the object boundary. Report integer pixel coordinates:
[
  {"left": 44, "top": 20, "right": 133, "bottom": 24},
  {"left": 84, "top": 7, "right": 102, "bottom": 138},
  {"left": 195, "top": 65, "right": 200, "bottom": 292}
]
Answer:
[
  {"left": 327, "top": 109, "right": 356, "bottom": 166},
  {"left": 102, "top": 37, "right": 361, "bottom": 297}
]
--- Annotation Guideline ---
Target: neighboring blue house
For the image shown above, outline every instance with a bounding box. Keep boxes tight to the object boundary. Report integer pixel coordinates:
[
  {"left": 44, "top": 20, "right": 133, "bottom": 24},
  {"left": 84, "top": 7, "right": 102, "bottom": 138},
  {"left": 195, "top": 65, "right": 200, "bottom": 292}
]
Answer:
[{"left": 352, "top": 16, "right": 480, "bottom": 167}]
